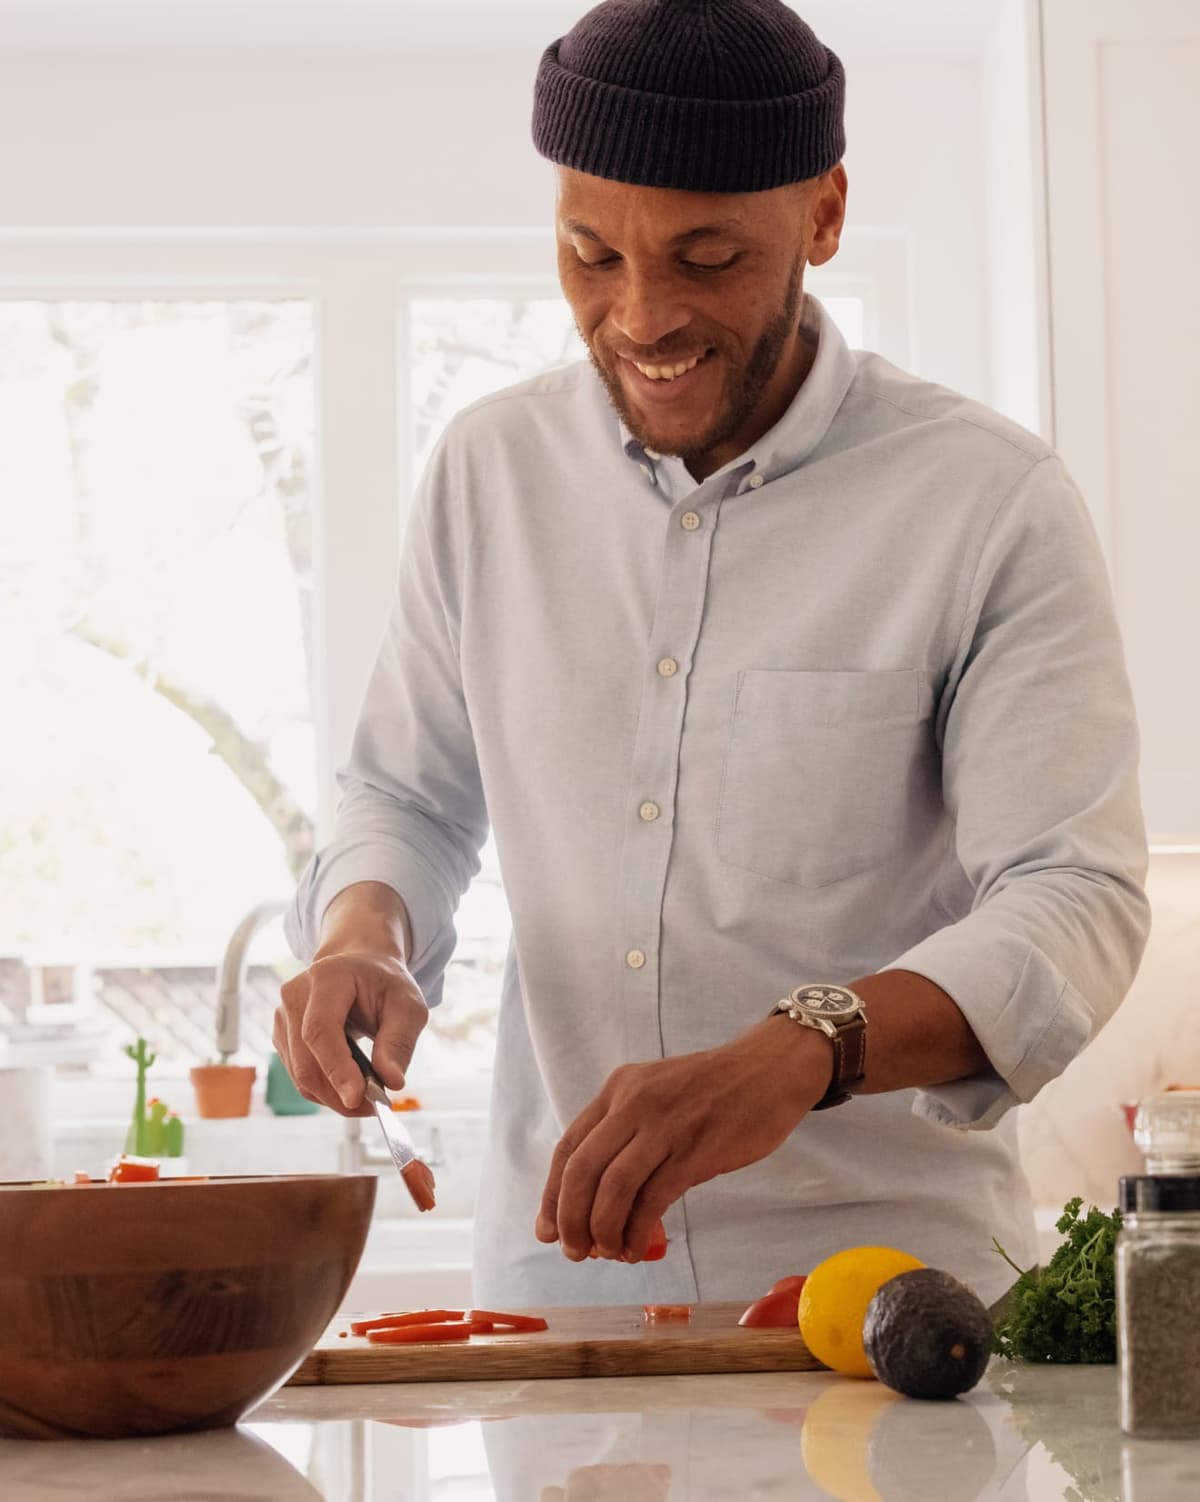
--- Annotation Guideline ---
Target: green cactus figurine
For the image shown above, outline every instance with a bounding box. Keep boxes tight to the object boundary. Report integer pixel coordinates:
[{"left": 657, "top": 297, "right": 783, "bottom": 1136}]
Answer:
[
  {"left": 122, "top": 1039, "right": 186, "bottom": 1158},
  {"left": 123, "top": 1038, "right": 157, "bottom": 1156}
]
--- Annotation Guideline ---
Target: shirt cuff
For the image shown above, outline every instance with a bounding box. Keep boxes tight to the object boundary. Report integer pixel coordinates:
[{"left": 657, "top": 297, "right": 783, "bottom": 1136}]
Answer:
[
  {"left": 887, "top": 932, "right": 1094, "bottom": 1131},
  {"left": 283, "top": 843, "right": 458, "bottom": 1008}
]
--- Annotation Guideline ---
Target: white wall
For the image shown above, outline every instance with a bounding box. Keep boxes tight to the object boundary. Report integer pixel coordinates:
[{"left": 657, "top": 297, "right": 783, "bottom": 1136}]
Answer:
[{"left": 0, "top": 41, "right": 991, "bottom": 400}]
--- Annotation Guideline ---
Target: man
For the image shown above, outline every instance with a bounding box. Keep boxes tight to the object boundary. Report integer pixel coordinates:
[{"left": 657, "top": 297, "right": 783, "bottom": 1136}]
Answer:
[{"left": 277, "top": 0, "right": 1150, "bottom": 1308}]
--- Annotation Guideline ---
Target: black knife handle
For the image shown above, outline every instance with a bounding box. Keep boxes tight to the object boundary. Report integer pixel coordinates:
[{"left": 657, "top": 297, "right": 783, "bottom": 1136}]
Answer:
[{"left": 343, "top": 1026, "right": 380, "bottom": 1085}]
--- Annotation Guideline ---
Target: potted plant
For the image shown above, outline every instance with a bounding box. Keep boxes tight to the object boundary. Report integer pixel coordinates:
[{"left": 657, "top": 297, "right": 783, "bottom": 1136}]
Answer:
[{"left": 190, "top": 1055, "right": 257, "bottom": 1119}]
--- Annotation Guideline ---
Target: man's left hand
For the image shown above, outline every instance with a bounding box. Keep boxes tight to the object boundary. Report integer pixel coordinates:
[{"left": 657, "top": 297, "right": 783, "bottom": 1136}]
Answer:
[{"left": 534, "top": 1017, "right": 833, "bottom": 1262}]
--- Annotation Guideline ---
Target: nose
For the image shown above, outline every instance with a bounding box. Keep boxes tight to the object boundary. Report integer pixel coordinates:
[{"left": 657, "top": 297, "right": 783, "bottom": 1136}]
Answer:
[{"left": 609, "top": 266, "right": 692, "bottom": 354}]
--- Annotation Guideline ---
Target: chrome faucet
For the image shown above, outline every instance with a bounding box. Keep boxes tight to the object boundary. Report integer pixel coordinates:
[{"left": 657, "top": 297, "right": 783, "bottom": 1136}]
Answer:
[{"left": 215, "top": 898, "right": 290, "bottom": 1061}]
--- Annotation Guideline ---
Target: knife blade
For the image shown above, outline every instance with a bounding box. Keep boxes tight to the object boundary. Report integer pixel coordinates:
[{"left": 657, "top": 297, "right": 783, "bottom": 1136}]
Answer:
[{"left": 344, "top": 1027, "right": 437, "bottom": 1213}]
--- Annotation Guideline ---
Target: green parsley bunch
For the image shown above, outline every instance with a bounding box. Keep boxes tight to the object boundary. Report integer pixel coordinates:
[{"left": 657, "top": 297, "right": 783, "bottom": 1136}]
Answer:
[{"left": 991, "top": 1196, "right": 1123, "bottom": 1363}]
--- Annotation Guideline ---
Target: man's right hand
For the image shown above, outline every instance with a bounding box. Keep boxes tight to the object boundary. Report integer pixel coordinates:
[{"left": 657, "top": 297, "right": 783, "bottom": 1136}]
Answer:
[{"left": 274, "top": 882, "right": 427, "bottom": 1115}]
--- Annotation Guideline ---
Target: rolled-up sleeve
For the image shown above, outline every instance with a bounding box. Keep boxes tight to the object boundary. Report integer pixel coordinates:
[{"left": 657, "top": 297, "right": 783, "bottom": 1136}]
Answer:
[
  {"left": 284, "top": 430, "right": 488, "bottom": 1007},
  {"left": 891, "top": 454, "right": 1151, "bottom": 1130}
]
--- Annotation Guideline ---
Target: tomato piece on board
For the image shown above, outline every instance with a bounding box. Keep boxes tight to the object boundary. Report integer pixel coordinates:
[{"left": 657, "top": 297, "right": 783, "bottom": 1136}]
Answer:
[
  {"left": 366, "top": 1321, "right": 473, "bottom": 1344},
  {"left": 738, "top": 1288, "right": 803, "bottom": 1328},
  {"left": 642, "top": 1221, "right": 669, "bottom": 1261},
  {"left": 108, "top": 1155, "right": 161, "bottom": 1184},
  {"left": 643, "top": 1304, "right": 692, "bottom": 1322},
  {"left": 768, "top": 1275, "right": 808, "bottom": 1298}
]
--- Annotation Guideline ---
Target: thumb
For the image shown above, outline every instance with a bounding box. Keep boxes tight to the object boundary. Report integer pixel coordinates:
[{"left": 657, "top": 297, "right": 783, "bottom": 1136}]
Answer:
[{"left": 370, "top": 996, "right": 427, "bottom": 1092}]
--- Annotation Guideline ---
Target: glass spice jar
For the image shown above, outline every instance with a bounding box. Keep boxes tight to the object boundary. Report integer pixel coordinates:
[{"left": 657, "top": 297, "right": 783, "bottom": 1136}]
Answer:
[
  {"left": 1117, "top": 1172, "right": 1200, "bottom": 1437},
  {"left": 1133, "top": 1090, "right": 1200, "bottom": 1174}
]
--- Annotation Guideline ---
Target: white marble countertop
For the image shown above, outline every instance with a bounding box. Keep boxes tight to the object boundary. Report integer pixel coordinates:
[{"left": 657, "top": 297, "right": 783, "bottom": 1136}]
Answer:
[{"left": 2, "top": 1361, "right": 1199, "bottom": 1501}]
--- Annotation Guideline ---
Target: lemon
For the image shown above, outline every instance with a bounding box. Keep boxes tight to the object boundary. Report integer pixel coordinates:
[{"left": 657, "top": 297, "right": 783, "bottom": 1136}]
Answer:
[{"left": 798, "top": 1245, "right": 925, "bottom": 1379}]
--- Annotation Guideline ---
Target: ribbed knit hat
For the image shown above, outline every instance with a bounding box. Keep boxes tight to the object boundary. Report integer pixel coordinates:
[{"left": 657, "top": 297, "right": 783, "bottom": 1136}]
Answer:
[{"left": 532, "top": 0, "right": 845, "bottom": 194}]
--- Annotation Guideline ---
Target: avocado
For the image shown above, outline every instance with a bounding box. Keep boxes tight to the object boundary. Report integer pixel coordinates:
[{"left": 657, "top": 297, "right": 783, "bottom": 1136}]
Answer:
[{"left": 863, "top": 1268, "right": 993, "bottom": 1400}]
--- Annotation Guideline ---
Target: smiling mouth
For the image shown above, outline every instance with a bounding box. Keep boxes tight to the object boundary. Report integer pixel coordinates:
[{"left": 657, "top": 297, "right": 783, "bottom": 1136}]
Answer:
[{"left": 622, "top": 349, "right": 713, "bottom": 382}]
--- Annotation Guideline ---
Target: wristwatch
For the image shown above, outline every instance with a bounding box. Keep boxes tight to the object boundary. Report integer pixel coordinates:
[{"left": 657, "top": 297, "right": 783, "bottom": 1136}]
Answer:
[{"left": 768, "top": 983, "right": 867, "bottom": 1110}]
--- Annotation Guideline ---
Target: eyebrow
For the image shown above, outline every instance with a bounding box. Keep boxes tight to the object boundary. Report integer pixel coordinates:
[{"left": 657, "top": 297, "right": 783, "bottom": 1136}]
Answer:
[{"left": 562, "top": 217, "right": 745, "bottom": 248}]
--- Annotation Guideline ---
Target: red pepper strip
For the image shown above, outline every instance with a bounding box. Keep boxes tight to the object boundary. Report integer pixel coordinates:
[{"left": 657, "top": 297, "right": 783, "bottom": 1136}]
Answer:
[
  {"left": 466, "top": 1319, "right": 495, "bottom": 1334},
  {"left": 643, "top": 1305, "right": 692, "bottom": 1322},
  {"left": 349, "top": 1309, "right": 463, "bottom": 1337},
  {"left": 366, "top": 1321, "right": 473, "bottom": 1345},
  {"left": 467, "top": 1309, "right": 550, "bottom": 1333},
  {"left": 402, "top": 1159, "right": 437, "bottom": 1213}
]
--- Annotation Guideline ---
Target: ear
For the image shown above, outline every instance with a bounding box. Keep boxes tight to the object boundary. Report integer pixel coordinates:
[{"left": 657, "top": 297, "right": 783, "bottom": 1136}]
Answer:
[{"left": 806, "top": 165, "right": 847, "bottom": 269}]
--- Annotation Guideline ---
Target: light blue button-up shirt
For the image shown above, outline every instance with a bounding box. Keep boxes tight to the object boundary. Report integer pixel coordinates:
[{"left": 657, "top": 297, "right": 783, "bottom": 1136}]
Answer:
[{"left": 286, "top": 294, "right": 1150, "bottom": 1307}]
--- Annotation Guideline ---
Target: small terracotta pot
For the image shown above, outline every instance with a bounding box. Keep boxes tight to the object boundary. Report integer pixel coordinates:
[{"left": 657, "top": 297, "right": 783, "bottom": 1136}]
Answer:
[{"left": 190, "top": 1064, "right": 257, "bottom": 1119}]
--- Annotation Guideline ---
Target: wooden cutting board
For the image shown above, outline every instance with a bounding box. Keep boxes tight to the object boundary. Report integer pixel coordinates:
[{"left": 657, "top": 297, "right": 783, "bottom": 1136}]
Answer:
[{"left": 288, "top": 1302, "right": 822, "bottom": 1386}]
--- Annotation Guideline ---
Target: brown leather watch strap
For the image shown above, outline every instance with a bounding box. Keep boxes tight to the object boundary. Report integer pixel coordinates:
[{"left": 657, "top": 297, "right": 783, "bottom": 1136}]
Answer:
[{"left": 811, "top": 1013, "right": 867, "bottom": 1111}]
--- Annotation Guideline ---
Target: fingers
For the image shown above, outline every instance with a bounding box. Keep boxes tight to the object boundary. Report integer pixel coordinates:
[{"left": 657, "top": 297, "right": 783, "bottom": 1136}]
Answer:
[
  {"left": 297, "top": 962, "right": 367, "bottom": 1110},
  {"left": 274, "top": 982, "right": 350, "bottom": 1113},
  {"left": 275, "top": 954, "right": 428, "bottom": 1116},
  {"left": 274, "top": 997, "right": 372, "bottom": 1117},
  {"left": 554, "top": 1117, "right": 638, "bottom": 1260},
  {"left": 370, "top": 978, "right": 429, "bottom": 1091},
  {"left": 587, "top": 1139, "right": 669, "bottom": 1260},
  {"left": 535, "top": 1098, "right": 607, "bottom": 1248},
  {"left": 622, "top": 1158, "right": 690, "bottom": 1261}
]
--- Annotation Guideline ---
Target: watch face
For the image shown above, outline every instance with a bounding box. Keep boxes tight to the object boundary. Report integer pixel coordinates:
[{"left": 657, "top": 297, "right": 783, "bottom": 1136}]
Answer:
[{"left": 791, "top": 984, "right": 860, "bottom": 1017}]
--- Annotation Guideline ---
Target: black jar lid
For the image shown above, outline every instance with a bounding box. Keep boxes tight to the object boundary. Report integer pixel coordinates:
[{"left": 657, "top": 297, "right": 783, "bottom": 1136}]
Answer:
[{"left": 1120, "top": 1175, "right": 1200, "bottom": 1214}]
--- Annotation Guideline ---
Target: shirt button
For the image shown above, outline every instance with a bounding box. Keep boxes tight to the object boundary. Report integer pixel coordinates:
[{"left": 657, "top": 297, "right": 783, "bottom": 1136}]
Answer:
[
  {"left": 657, "top": 657, "right": 678, "bottom": 677},
  {"left": 639, "top": 801, "right": 661, "bottom": 822},
  {"left": 681, "top": 511, "right": 701, "bottom": 531},
  {"left": 626, "top": 949, "right": 647, "bottom": 970},
  {"left": 748, "top": 473, "right": 765, "bottom": 489}
]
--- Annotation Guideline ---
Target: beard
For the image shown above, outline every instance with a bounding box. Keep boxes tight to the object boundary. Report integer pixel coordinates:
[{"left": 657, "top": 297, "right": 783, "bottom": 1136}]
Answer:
[{"left": 581, "top": 255, "right": 804, "bottom": 471}]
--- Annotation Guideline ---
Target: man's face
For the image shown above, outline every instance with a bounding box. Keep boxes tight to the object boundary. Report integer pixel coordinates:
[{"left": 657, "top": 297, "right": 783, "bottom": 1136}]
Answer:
[{"left": 556, "top": 165, "right": 845, "bottom": 480}]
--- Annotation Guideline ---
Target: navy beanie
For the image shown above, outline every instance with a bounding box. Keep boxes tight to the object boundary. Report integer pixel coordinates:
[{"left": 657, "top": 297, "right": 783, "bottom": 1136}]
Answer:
[{"left": 532, "top": 0, "right": 845, "bottom": 193}]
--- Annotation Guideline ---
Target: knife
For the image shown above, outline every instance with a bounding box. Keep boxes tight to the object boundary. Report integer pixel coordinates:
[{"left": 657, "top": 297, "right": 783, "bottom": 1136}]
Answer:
[{"left": 343, "top": 1027, "right": 437, "bottom": 1213}]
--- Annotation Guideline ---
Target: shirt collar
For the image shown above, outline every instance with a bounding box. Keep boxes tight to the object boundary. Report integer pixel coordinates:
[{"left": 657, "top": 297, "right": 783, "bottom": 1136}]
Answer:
[{"left": 618, "top": 293, "right": 857, "bottom": 490}]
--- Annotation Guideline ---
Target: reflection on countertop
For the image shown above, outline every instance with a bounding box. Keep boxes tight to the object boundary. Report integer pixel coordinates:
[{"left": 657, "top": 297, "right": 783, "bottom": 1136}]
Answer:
[{"left": 4, "top": 1363, "right": 1200, "bottom": 1501}]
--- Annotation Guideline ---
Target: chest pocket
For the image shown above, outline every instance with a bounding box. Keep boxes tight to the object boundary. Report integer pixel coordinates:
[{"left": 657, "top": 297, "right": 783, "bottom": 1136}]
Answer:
[{"left": 717, "top": 668, "right": 936, "bottom": 889}]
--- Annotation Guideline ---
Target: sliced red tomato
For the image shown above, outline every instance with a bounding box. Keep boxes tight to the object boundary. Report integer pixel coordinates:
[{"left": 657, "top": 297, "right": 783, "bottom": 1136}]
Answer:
[
  {"left": 366, "top": 1321, "right": 473, "bottom": 1345},
  {"left": 738, "top": 1287, "right": 803, "bottom": 1328},
  {"left": 108, "top": 1155, "right": 161, "bottom": 1184},
  {"left": 769, "top": 1275, "right": 808, "bottom": 1297}
]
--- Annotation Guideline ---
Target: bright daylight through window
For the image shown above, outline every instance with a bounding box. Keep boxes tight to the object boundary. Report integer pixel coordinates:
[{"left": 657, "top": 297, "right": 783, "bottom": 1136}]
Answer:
[{"left": 0, "top": 300, "right": 316, "bottom": 1068}]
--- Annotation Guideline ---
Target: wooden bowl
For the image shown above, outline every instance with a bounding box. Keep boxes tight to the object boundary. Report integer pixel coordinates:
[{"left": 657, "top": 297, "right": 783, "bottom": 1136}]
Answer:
[{"left": 0, "top": 1173, "right": 376, "bottom": 1439}]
